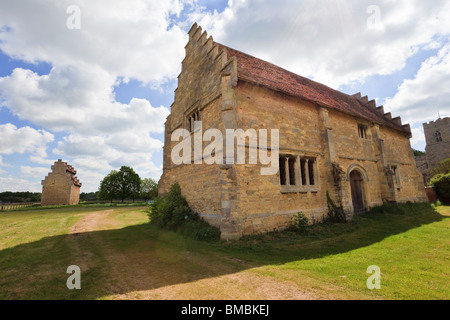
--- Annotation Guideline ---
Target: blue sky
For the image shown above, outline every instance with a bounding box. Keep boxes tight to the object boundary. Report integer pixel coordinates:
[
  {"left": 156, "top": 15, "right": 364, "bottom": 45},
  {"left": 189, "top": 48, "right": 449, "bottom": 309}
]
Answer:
[{"left": 0, "top": 0, "right": 449, "bottom": 192}]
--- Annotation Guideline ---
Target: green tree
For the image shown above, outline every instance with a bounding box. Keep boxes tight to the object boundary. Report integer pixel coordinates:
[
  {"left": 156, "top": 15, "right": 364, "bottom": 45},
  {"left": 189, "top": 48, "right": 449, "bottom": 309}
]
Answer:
[
  {"left": 98, "top": 166, "right": 141, "bottom": 203},
  {"left": 79, "top": 191, "right": 99, "bottom": 202},
  {"left": 430, "top": 158, "right": 450, "bottom": 177},
  {"left": 413, "top": 149, "right": 426, "bottom": 157},
  {"left": 98, "top": 170, "right": 120, "bottom": 203},
  {"left": 141, "top": 178, "right": 158, "bottom": 200},
  {"left": 116, "top": 166, "right": 141, "bottom": 203},
  {"left": 430, "top": 172, "right": 450, "bottom": 204},
  {"left": 30, "top": 193, "right": 41, "bottom": 202}
]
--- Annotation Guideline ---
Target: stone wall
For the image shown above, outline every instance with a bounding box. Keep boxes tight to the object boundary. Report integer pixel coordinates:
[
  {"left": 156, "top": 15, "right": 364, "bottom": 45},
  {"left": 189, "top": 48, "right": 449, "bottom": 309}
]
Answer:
[
  {"left": 158, "top": 23, "right": 240, "bottom": 239},
  {"left": 225, "top": 81, "right": 427, "bottom": 237},
  {"left": 379, "top": 126, "right": 427, "bottom": 203},
  {"left": 415, "top": 154, "right": 429, "bottom": 184}
]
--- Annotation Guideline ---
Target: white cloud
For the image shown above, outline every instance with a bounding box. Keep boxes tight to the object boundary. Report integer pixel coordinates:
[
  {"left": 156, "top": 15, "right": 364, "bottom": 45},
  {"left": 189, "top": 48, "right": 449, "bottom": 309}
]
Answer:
[
  {"left": 0, "top": 67, "right": 169, "bottom": 134},
  {"left": 191, "top": 0, "right": 450, "bottom": 88},
  {"left": 410, "top": 126, "right": 426, "bottom": 150},
  {"left": 0, "top": 123, "right": 54, "bottom": 157},
  {"left": 384, "top": 43, "right": 450, "bottom": 125},
  {"left": 0, "top": 155, "right": 11, "bottom": 168},
  {"left": 0, "top": 66, "right": 168, "bottom": 192},
  {"left": 0, "top": 176, "right": 41, "bottom": 192},
  {"left": 28, "top": 155, "right": 56, "bottom": 166},
  {"left": 20, "top": 165, "right": 52, "bottom": 180},
  {"left": 0, "top": 155, "right": 9, "bottom": 174},
  {"left": 0, "top": 0, "right": 190, "bottom": 86}
]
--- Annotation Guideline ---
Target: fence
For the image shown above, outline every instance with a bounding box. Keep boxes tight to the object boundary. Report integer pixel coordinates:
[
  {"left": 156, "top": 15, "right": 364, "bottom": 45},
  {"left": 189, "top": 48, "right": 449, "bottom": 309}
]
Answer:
[
  {"left": 80, "top": 199, "right": 149, "bottom": 204},
  {"left": 0, "top": 202, "right": 40, "bottom": 211}
]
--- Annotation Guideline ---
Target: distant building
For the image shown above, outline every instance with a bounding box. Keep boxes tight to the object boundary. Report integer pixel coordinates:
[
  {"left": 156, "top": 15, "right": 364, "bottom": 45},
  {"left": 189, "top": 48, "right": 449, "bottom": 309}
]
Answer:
[
  {"left": 41, "top": 159, "right": 82, "bottom": 205},
  {"left": 416, "top": 117, "right": 450, "bottom": 183}
]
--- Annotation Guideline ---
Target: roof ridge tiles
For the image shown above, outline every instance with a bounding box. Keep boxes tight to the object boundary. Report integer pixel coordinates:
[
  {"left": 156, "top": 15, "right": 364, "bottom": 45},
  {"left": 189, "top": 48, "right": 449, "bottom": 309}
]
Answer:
[{"left": 215, "top": 41, "right": 410, "bottom": 135}]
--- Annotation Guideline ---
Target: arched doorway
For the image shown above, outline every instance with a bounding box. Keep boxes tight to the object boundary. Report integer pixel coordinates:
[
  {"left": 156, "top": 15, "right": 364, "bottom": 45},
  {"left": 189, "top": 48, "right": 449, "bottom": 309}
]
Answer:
[{"left": 350, "top": 170, "right": 365, "bottom": 214}]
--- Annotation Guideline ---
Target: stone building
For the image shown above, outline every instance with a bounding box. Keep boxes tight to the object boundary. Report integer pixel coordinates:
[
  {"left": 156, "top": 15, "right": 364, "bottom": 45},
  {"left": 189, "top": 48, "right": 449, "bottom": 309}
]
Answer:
[
  {"left": 41, "top": 159, "right": 82, "bottom": 206},
  {"left": 422, "top": 117, "right": 450, "bottom": 178},
  {"left": 158, "top": 24, "right": 427, "bottom": 240}
]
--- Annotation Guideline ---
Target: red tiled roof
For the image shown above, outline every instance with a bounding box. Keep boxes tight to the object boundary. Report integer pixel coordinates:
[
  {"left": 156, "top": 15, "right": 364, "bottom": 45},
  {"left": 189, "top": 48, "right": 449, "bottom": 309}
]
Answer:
[
  {"left": 65, "top": 164, "right": 77, "bottom": 175},
  {"left": 217, "top": 44, "right": 408, "bottom": 133},
  {"left": 71, "top": 175, "right": 82, "bottom": 187}
]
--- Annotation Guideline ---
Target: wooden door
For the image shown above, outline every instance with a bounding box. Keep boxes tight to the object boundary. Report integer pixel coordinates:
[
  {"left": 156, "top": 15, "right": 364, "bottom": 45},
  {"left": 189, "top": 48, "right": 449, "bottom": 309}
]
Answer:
[{"left": 350, "top": 170, "right": 365, "bottom": 214}]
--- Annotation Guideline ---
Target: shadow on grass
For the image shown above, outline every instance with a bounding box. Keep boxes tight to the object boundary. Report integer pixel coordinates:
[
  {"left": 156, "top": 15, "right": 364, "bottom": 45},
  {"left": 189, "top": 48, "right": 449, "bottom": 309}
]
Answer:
[{"left": 0, "top": 203, "right": 447, "bottom": 299}]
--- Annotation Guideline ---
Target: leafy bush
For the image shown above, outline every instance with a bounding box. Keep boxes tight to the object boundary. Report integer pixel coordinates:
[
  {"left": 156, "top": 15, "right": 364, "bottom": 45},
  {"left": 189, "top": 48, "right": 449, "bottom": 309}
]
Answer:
[
  {"left": 289, "top": 212, "right": 309, "bottom": 234},
  {"left": 149, "top": 183, "right": 221, "bottom": 241},
  {"left": 430, "top": 172, "right": 450, "bottom": 204},
  {"left": 431, "top": 200, "right": 442, "bottom": 208},
  {"left": 325, "top": 191, "right": 347, "bottom": 223},
  {"left": 430, "top": 158, "right": 450, "bottom": 178}
]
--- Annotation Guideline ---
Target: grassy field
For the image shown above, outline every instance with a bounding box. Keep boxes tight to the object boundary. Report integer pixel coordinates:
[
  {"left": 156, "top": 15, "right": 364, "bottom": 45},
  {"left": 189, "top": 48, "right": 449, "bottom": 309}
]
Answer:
[{"left": 0, "top": 203, "right": 448, "bottom": 300}]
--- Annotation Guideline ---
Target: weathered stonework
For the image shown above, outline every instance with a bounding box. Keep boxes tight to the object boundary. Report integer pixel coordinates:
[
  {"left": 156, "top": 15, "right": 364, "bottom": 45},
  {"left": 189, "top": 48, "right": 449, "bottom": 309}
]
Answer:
[
  {"left": 159, "top": 24, "right": 427, "bottom": 240},
  {"left": 41, "top": 159, "right": 82, "bottom": 206},
  {"left": 415, "top": 154, "right": 429, "bottom": 184}
]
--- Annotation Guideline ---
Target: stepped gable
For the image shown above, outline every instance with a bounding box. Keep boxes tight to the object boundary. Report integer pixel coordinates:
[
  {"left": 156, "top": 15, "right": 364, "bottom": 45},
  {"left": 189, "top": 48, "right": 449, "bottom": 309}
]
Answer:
[{"left": 41, "top": 159, "right": 82, "bottom": 206}]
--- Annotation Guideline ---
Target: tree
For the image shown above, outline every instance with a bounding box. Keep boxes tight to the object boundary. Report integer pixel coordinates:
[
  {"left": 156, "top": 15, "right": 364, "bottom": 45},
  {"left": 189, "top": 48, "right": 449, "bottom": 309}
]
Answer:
[
  {"left": 98, "top": 166, "right": 141, "bottom": 203},
  {"left": 413, "top": 149, "right": 426, "bottom": 157},
  {"left": 141, "top": 178, "right": 158, "bottom": 200},
  {"left": 98, "top": 170, "right": 120, "bottom": 203},
  {"left": 30, "top": 193, "right": 41, "bottom": 202},
  {"left": 430, "top": 172, "right": 450, "bottom": 204},
  {"left": 430, "top": 158, "right": 450, "bottom": 177},
  {"left": 116, "top": 166, "right": 141, "bottom": 203},
  {"left": 80, "top": 191, "right": 99, "bottom": 202}
]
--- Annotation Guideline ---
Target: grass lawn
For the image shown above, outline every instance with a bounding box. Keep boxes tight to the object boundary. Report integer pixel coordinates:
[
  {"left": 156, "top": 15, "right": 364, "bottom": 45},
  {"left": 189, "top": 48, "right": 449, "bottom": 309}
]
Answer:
[{"left": 0, "top": 203, "right": 448, "bottom": 299}]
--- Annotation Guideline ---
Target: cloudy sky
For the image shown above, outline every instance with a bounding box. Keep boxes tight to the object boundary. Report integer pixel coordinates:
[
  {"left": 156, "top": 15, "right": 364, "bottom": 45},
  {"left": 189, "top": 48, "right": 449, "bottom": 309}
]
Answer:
[{"left": 0, "top": 0, "right": 449, "bottom": 192}]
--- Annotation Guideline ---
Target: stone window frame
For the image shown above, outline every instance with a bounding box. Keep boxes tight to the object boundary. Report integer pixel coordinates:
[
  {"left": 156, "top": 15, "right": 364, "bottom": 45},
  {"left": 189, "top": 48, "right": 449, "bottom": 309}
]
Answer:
[
  {"left": 357, "top": 123, "right": 369, "bottom": 139},
  {"left": 279, "top": 153, "right": 319, "bottom": 193},
  {"left": 435, "top": 130, "right": 443, "bottom": 143},
  {"left": 184, "top": 103, "right": 202, "bottom": 134},
  {"left": 388, "top": 164, "right": 402, "bottom": 189}
]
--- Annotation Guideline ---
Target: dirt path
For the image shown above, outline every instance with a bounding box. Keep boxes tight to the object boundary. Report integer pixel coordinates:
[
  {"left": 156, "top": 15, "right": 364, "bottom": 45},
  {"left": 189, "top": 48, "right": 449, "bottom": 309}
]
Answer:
[
  {"left": 70, "top": 209, "right": 116, "bottom": 234},
  {"left": 69, "top": 209, "right": 325, "bottom": 300}
]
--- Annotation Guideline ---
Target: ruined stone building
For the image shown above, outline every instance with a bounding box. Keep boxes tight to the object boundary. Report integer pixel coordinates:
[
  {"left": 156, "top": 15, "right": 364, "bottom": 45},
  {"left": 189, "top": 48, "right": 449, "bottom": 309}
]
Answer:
[
  {"left": 416, "top": 117, "right": 450, "bottom": 182},
  {"left": 41, "top": 159, "right": 82, "bottom": 206},
  {"left": 159, "top": 24, "right": 427, "bottom": 240}
]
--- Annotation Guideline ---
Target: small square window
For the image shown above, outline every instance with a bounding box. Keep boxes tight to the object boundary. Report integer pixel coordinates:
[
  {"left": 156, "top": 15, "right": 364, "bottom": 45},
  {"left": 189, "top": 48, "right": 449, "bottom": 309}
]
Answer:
[{"left": 358, "top": 124, "right": 368, "bottom": 139}]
